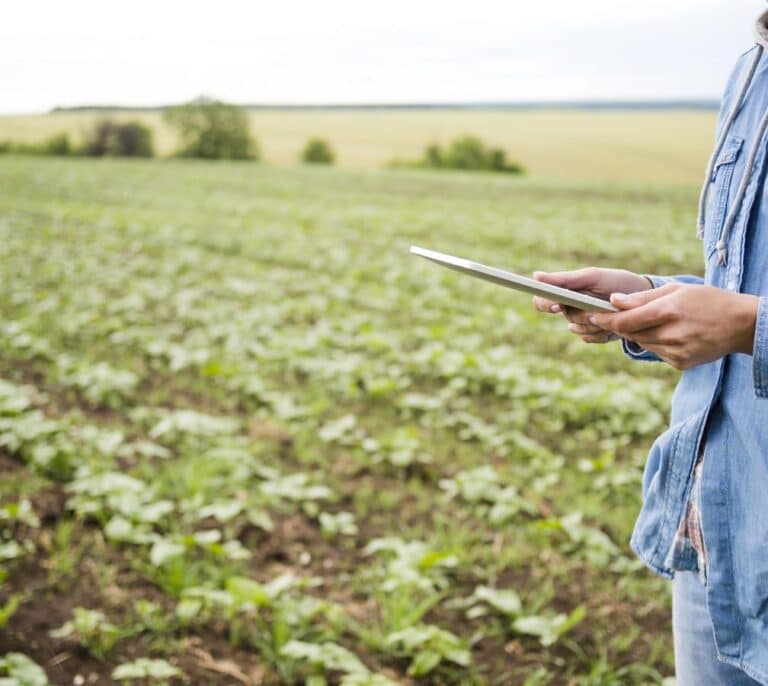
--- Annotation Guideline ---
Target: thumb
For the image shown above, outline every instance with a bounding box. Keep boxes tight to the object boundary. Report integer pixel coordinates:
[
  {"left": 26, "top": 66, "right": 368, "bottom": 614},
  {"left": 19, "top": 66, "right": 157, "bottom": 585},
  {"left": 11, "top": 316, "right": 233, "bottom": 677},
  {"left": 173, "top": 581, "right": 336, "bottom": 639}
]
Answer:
[
  {"left": 534, "top": 268, "right": 598, "bottom": 290},
  {"left": 610, "top": 288, "right": 667, "bottom": 309}
]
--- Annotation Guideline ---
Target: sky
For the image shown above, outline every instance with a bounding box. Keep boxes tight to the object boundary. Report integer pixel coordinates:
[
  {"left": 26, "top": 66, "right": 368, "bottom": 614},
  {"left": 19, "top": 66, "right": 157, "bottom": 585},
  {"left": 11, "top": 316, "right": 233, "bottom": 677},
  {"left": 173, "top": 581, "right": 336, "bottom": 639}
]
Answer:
[{"left": 1, "top": 0, "right": 765, "bottom": 114}]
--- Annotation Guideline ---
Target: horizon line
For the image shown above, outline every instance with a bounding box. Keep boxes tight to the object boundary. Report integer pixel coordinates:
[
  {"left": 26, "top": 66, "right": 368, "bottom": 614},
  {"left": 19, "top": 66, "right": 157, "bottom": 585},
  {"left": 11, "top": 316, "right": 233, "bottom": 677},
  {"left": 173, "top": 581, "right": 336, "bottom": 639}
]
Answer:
[{"left": 0, "top": 98, "right": 721, "bottom": 117}]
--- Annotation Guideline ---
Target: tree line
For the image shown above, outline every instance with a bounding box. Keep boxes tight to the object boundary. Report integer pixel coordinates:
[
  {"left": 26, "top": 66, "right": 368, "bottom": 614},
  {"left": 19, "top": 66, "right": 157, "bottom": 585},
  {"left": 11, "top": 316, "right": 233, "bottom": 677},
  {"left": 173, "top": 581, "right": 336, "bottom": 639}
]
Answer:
[
  {"left": 0, "top": 98, "right": 335, "bottom": 165},
  {"left": 1, "top": 97, "right": 524, "bottom": 174}
]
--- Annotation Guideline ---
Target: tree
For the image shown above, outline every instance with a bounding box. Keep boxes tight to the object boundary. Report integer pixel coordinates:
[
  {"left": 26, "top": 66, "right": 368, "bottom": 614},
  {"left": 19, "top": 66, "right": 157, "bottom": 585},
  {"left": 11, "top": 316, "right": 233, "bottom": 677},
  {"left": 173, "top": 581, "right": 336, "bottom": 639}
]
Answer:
[
  {"left": 164, "top": 97, "right": 259, "bottom": 160},
  {"left": 83, "top": 120, "right": 153, "bottom": 157}
]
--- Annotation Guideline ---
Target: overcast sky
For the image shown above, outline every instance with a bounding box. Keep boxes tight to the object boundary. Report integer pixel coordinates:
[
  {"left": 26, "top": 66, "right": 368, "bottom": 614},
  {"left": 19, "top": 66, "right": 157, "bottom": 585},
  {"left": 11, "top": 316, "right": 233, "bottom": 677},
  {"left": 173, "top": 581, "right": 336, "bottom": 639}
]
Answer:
[{"left": 1, "top": 0, "right": 765, "bottom": 114}]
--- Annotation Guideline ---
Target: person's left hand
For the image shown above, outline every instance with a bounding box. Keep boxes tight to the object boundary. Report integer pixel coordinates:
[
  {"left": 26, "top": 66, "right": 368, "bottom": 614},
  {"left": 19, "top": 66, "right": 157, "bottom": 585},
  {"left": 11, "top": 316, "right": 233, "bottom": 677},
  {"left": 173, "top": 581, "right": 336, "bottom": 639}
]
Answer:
[{"left": 589, "top": 283, "right": 759, "bottom": 370}]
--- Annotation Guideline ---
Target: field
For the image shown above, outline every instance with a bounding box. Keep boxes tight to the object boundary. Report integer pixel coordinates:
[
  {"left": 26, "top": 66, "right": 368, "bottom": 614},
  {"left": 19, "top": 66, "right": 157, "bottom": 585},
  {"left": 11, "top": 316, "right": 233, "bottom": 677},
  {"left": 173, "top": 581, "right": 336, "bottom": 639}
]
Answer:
[
  {"left": 0, "top": 108, "right": 716, "bottom": 183},
  {"left": 0, "top": 149, "right": 704, "bottom": 685}
]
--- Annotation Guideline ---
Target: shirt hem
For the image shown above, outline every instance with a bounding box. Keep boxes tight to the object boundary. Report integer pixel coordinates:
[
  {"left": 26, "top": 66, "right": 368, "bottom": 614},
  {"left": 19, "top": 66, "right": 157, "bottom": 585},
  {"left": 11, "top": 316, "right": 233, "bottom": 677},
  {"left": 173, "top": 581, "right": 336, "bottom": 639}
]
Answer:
[
  {"left": 629, "top": 539, "right": 674, "bottom": 580},
  {"left": 753, "top": 296, "right": 768, "bottom": 398},
  {"left": 718, "top": 655, "right": 768, "bottom": 686}
]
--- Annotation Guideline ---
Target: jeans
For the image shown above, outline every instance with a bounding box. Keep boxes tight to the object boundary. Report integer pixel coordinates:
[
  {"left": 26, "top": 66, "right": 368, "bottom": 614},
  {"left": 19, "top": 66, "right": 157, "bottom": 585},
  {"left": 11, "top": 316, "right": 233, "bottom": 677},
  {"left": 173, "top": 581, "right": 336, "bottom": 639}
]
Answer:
[{"left": 673, "top": 571, "right": 764, "bottom": 685}]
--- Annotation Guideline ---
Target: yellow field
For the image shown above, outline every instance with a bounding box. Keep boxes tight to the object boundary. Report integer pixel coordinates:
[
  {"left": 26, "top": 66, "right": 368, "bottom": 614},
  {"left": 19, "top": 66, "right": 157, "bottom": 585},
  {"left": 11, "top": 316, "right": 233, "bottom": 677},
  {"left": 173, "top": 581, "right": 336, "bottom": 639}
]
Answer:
[{"left": 0, "top": 108, "right": 717, "bottom": 184}]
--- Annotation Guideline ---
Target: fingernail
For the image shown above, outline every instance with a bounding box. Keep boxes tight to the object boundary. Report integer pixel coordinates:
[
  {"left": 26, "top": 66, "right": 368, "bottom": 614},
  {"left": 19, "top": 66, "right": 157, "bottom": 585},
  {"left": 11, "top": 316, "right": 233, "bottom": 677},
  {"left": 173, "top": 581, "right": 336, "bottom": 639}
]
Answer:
[
  {"left": 588, "top": 316, "right": 597, "bottom": 325},
  {"left": 550, "top": 304, "right": 561, "bottom": 313},
  {"left": 611, "top": 292, "right": 628, "bottom": 301}
]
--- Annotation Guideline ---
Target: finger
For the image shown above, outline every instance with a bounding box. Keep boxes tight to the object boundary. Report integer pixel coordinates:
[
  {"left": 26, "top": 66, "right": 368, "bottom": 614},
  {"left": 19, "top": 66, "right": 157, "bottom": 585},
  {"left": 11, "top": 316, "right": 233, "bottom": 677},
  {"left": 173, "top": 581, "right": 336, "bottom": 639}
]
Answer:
[
  {"left": 590, "top": 299, "right": 675, "bottom": 335},
  {"left": 581, "top": 332, "right": 620, "bottom": 344},
  {"left": 562, "top": 307, "right": 595, "bottom": 325},
  {"left": 568, "top": 322, "right": 605, "bottom": 336},
  {"left": 533, "top": 296, "right": 562, "bottom": 314},
  {"left": 626, "top": 328, "right": 674, "bottom": 348},
  {"left": 534, "top": 268, "right": 599, "bottom": 291},
  {"left": 608, "top": 284, "right": 675, "bottom": 310}
]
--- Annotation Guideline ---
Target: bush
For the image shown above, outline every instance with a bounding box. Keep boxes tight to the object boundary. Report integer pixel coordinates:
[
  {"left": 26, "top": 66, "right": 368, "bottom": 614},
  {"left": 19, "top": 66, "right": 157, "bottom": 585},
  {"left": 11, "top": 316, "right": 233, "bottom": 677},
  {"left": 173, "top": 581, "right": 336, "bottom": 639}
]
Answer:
[
  {"left": 487, "top": 147, "right": 523, "bottom": 174},
  {"left": 112, "top": 123, "right": 153, "bottom": 157},
  {"left": 0, "top": 133, "right": 73, "bottom": 156},
  {"left": 301, "top": 138, "right": 335, "bottom": 165},
  {"left": 424, "top": 143, "right": 443, "bottom": 168},
  {"left": 41, "top": 133, "right": 72, "bottom": 156},
  {"left": 444, "top": 135, "right": 488, "bottom": 170},
  {"left": 83, "top": 120, "right": 154, "bottom": 157},
  {"left": 163, "top": 98, "right": 258, "bottom": 160},
  {"left": 418, "top": 135, "right": 524, "bottom": 174}
]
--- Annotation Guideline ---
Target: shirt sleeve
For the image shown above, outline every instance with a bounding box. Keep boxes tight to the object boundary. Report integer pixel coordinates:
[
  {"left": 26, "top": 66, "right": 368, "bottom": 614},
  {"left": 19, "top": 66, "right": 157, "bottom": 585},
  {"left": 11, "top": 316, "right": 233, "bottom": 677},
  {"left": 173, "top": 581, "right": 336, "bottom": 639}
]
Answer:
[
  {"left": 752, "top": 297, "right": 768, "bottom": 398},
  {"left": 621, "top": 274, "right": 705, "bottom": 362}
]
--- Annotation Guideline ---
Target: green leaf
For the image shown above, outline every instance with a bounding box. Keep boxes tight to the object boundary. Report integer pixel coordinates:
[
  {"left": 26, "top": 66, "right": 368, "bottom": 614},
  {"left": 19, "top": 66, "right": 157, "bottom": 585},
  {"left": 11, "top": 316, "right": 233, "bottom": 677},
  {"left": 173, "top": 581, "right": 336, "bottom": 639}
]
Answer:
[
  {"left": 0, "top": 652, "right": 49, "bottom": 686},
  {"left": 513, "top": 605, "right": 586, "bottom": 647},
  {"left": 112, "top": 658, "right": 181, "bottom": 680},
  {"left": 280, "top": 641, "right": 368, "bottom": 675},
  {"left": 407, "top": 650, "right": 441, "bottom": 676},
  {"left": 0, "top": 596, "right": 21, "bottom": 629},
  {"left": 471, "top": 585, "right": 522, "bottom": 617},
  {"left": 175, "top": 598, "right": 203, "bottom": 622},
  {"left": 149, "top": 539, "right": 185, "bottom": 566},
  {"left": 0, "top": 542, "right": 23, "bottom": 561},
  {"left": 225, "top": 576, "right": 270, "bottom": 607},
  {"left": 340, "top": 675, "right": 398, "bottom": 686}
]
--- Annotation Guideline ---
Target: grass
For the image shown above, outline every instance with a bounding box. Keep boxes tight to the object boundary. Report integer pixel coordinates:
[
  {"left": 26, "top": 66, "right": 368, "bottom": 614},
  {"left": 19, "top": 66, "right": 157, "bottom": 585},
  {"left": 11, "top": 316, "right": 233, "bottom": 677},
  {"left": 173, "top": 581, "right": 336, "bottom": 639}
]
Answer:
[
  {"left": 0, "top": 108, "right": 716, "bottom": 183},
  {"left": 0, "top": 153, "right": 701, "bottom": 684}
]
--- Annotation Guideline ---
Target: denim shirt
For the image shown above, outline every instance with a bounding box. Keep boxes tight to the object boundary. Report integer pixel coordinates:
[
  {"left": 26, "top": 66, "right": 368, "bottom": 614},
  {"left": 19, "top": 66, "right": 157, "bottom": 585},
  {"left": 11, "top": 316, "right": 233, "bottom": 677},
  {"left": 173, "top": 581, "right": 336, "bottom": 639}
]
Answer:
[{"left": 623, "top": 43, "right": 768, "bottom": 683}]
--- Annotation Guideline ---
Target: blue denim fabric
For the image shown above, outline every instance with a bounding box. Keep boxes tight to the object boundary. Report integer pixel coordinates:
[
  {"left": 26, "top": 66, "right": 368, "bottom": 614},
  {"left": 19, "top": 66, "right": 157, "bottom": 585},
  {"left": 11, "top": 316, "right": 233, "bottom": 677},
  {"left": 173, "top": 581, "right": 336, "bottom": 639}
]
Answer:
[
  {"left": 673, "top": 571, "right": 762, "bottom": 685},
  {"left": 621, "top": 45, "right": 768, "bottom": 683}
]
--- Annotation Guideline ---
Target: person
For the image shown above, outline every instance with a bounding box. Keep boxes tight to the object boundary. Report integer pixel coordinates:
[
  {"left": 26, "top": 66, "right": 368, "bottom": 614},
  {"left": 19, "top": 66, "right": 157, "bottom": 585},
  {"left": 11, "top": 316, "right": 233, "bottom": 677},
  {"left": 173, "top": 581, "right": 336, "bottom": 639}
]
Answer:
[{"left": 533, "top": 8, "right": 768, "bottom": 686}]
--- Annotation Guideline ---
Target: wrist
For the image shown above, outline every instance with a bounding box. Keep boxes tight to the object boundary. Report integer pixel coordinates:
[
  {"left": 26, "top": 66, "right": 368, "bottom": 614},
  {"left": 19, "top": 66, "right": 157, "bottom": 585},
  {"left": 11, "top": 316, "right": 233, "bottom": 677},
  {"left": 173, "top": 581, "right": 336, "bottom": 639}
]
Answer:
[
  {"left": 629, "top": 272, "right": 654, "bottom": 292},
  {"left": 733, "top": 293, "right": 759, "bottom": 355}
]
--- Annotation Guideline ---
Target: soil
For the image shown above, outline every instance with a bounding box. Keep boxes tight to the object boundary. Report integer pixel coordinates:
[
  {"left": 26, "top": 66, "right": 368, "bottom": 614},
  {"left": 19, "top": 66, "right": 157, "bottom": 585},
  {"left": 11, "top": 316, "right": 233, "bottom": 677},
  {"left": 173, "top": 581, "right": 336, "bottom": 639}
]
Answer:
[{"left": 0, "top": 364, "right": 672, "bottom": 685}]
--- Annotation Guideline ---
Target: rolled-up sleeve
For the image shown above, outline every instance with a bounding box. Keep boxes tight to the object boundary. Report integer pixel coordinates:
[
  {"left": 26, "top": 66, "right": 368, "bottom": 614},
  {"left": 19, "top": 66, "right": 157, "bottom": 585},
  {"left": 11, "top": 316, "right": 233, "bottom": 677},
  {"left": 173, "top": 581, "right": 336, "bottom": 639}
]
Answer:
[
  {"left": 752, "top": 297, "right": 768, "bottom": 398},
  {"left": 621, "top": 274, "right": 705, "bottom": 362}
]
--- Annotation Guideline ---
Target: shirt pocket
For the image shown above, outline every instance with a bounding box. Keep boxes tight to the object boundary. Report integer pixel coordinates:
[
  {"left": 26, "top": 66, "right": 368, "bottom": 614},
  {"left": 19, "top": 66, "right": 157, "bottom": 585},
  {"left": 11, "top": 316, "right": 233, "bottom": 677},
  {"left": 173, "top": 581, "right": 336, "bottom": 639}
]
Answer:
[{"left": 703, "top": 135, "right": 744, "bottom": 258}]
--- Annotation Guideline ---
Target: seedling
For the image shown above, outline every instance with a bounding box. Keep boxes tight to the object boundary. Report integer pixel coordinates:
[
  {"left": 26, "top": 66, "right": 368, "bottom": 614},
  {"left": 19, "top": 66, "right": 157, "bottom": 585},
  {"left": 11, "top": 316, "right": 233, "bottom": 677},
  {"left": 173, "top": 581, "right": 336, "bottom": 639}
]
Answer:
[
  {"left": 111, "top": 658, "right": 182, "bottom": 685},
  {"left": 50, "top": 607, "right": 123, "bottom": 658},
  {"left": 0, "top": 652, "right": 49, "bottom": 686}
]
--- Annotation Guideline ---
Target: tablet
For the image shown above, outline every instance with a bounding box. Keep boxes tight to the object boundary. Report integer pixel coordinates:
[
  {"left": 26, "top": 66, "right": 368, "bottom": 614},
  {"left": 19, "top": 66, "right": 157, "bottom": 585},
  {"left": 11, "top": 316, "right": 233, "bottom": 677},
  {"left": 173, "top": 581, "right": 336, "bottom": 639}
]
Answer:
[{"left": 410, "top": 245, "right": 617, "bottom": 313}]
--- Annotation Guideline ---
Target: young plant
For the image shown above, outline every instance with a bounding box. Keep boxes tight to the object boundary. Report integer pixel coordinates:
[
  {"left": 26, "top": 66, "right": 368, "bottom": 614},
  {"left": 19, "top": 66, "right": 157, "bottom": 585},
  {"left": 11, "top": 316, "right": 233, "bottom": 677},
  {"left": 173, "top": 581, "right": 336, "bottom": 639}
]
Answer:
[
  {"left": 364, "top": 537, "right": 458, "bottom": 592},
  {"left": 319, "top": 511, "right": 357, "bottom": 539},
  {"left": 50, "top": 607, "right": 123, "bottom": 658},
  {"left": 385, "top": 624, "right": 471, "bottom": 676},
  {"left": 280, "top": 640, "right": 396, "bottom": 686},
  {"left": 111, "top": 658, "right": 182, "bottom": 685},
  {"left": 0, "top": 652, "right": 49, "bottom": 686},
  {"left": 465, "top": 583, "right": 585, "bottom": 647},
  {"left": 465, "top": 585, "right": 523, "bottom": 619},
  {"left": 512, "top": 606, "right": 587, "bottom": 647}
]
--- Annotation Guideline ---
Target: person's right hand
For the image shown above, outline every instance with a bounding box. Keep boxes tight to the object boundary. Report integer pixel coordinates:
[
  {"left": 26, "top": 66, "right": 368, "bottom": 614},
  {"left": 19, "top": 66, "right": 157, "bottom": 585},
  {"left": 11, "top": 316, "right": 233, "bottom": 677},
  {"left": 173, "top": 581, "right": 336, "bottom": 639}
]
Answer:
[{"left": 532, "top": 268, "right": 653, "bottom": 344}]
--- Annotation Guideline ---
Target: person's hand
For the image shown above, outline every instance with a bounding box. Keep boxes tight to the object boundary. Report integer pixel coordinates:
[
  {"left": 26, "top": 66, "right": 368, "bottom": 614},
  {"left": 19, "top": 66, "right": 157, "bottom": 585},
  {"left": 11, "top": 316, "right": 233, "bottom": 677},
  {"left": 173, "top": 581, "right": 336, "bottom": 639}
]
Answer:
[
  {"left": 589, "top": 283, "right": 759, "bottom": 370},
  {"left": 532, "top": 268, "right": 653, "bottom": 344}
]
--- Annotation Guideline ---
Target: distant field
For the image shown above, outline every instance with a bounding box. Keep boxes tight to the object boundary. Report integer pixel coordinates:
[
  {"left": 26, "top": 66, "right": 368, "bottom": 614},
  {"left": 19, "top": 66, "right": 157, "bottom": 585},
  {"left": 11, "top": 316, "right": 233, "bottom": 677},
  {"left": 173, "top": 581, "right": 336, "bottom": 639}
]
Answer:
[{"left": 0, "top": 108, "right": 717, "bottom": 183}]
